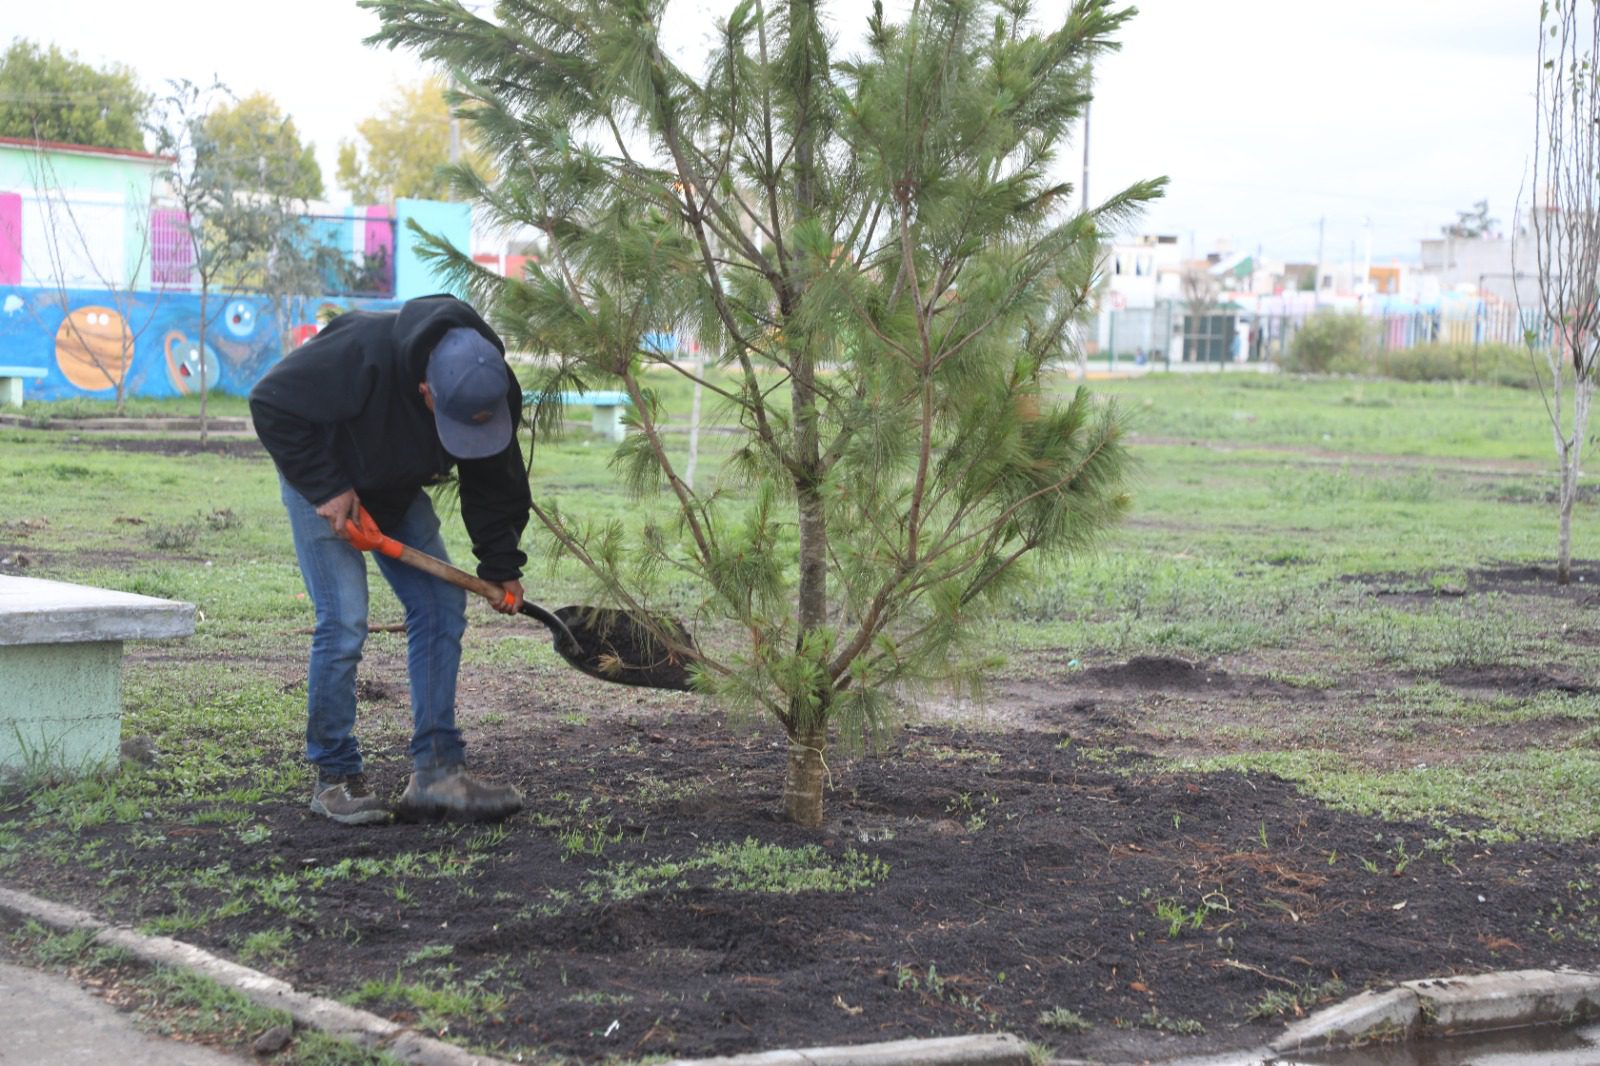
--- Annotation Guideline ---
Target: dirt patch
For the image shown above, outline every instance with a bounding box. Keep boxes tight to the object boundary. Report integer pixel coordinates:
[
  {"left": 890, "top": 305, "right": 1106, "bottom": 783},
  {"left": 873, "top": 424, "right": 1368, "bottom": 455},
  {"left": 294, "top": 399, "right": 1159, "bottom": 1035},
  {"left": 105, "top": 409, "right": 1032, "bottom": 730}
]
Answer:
[
  {"left": 1078, "top": 654, "right": 1224, "bottom": 690},
  {"left": 64, "top": 436, "right": 267, "bottom": 458},
  {"left": 1433, "top": 664, "right": 1595, "bottom": 697},
  {"left": 1470, "top": 561, "right": 1600, "bottom": 593},
  {"left": 1346, "top": 560, "right": 1600, "bottom": 602},
  {"left": 5, "top": 708, "right": 1600, "bottom": 1064}
]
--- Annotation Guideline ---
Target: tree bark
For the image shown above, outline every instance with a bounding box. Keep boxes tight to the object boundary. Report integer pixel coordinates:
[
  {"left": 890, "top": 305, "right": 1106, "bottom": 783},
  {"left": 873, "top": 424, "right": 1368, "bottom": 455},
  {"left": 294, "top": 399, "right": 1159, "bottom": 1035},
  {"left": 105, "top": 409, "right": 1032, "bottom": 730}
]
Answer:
[
  {"left": 198, "top": 285, "right": 210, "bottom": 450},
  {"left": 1559, "top": 442, "right": 1576, "bottom": 585},
  {"left": 783, "top": 723, "right": 827, "bottom": 828}
]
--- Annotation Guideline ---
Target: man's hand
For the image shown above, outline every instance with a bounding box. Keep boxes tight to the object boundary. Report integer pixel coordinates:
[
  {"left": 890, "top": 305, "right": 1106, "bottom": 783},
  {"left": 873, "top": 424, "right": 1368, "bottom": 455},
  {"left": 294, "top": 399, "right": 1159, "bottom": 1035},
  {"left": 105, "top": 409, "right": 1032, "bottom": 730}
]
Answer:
[
  {"left": 493, "top": 579, "right": 524, "bottom": 614},
  {"left": 316, "top": 489, "right": 361, "bottom": 536}
]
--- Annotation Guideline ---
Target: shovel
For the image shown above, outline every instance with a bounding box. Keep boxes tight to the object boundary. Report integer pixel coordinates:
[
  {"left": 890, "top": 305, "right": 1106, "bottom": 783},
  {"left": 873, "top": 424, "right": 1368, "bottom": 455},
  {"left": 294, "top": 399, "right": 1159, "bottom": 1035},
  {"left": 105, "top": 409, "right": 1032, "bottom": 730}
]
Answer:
[{"left": 341, "top": 506, "right": 696, "bottom": 692}]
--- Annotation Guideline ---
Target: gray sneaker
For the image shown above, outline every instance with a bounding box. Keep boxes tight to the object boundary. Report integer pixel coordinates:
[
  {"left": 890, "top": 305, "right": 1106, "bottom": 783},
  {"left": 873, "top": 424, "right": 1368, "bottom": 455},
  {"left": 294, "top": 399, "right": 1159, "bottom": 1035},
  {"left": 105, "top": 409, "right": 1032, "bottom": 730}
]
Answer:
[
  {"left": 394, "top": 765, "right": 524, "bottom": 822},
  {"left": 309, "top": 772, "right": 390, "bottom": 826}
]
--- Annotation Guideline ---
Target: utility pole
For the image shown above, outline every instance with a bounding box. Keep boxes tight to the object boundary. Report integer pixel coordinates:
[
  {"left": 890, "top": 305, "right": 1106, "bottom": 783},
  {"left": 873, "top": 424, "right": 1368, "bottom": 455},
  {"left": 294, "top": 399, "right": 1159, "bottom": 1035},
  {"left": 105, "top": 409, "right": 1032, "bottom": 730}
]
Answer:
[
  {"left": 1080, "top": 99, "right": 1090, "bottom": 214},
  {"left": 1362, "top": 217, "right": 1373, "bottom": 296}
]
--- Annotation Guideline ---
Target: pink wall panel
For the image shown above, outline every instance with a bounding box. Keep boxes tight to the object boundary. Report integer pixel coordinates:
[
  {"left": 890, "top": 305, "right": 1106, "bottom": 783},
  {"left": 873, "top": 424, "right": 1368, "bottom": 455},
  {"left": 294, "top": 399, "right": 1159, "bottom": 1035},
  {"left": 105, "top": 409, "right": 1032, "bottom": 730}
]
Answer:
[{"left": 0, "top": 192, "right": 20, "bottom": 285}]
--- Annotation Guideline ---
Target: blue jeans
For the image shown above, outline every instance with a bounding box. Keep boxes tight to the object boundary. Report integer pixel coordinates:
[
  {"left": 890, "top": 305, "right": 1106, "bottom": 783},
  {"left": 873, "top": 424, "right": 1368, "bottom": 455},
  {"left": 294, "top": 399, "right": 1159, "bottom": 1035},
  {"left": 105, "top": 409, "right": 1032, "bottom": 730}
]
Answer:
[{"left": 280, "top": 478, "right": 468, "bottom": 776}]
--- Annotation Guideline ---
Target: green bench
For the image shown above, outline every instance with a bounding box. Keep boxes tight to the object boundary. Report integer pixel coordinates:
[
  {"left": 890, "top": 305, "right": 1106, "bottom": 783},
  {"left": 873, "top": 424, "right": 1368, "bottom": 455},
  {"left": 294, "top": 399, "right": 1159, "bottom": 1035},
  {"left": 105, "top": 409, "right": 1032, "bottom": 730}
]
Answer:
[
  {"left": 0, "top": 365, "right": 47, "bottom": 407},
  {"left": 522, "top": 389, "right": 633, "bottom": 443},
  {"left": 0, "top": 576, "right": 195, "bottom": 777}
]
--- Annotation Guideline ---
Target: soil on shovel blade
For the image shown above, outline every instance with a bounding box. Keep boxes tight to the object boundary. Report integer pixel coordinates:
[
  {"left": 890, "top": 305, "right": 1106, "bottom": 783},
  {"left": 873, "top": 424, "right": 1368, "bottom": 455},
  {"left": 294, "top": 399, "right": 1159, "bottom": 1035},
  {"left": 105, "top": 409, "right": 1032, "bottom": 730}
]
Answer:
[
  {"left": 6, "top": 676, "right": 1600, "bottom": 1064},
  {"left": 549, "top": 604, "right": 697, "bottom": 691}
]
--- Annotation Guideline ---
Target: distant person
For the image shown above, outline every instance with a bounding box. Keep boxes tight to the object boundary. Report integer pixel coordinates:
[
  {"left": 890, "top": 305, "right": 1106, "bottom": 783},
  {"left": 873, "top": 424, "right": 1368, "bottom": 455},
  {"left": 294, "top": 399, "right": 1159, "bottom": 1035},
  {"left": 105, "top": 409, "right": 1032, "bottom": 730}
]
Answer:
[{"left": 250, "top": 295, "right": 532, "bottom": 825}]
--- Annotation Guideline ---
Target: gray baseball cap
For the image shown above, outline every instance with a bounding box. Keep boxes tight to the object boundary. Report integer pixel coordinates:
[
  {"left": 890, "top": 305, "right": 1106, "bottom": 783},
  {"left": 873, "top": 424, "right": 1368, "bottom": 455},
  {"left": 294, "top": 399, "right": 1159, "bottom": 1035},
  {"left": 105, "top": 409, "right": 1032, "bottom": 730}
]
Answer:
[{"left": 425, "top": 327, "right": 513, "bottom": 459}]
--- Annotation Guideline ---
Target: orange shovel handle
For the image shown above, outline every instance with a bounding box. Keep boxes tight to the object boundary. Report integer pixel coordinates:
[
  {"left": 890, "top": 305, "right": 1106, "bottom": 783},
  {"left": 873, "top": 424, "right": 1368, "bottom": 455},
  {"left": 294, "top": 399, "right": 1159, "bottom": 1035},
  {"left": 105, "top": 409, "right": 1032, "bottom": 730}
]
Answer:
[
  {"left": 344, "top": 506, "right": 403, "bottom": 558},
  {"left": 340, "top": 506, "right": 513, "bottom": 609}
]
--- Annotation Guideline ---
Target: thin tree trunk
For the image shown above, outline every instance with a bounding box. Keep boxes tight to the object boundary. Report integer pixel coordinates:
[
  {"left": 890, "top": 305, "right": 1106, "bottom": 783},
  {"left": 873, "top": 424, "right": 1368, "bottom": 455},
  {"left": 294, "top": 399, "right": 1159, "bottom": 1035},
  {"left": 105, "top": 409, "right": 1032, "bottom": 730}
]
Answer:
[
  {"left": 783, "top": 722, "right": 827, "bottom": 828},
  {"left": 198, "top": 285, "right": 209, "bottom": 450},
  {"left": 1559, "top": 376, "right": 1594, "bottom": 585},
  {"left": 1559, "top": 455, "right": 1574, "bottom": 585}
]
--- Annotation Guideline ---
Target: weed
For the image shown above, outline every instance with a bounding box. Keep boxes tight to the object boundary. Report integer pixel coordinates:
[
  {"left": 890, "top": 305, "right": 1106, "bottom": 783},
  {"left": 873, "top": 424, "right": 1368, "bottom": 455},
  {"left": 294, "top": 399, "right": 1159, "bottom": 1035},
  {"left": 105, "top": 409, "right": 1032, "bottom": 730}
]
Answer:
[
  {"left": 559, "top": 818, "right": 624, "bottom": 859},
  {"left": 1037, "top": 1006, "right": 1093, "bottom": 1032},
  {"left": 1137, "top": 1007, "right": 1205, "bottom": 1035},
  {"left": 403, "top": 943, "right": 455, "bottom": 966},
  {"left": 1153, "top": 897, "right": 1214, "bottom": 938},
  {"left": 238, "top": 927, "right": 296, "bottom": 968},
  {"left": 1245, "top": 978, "right": 1347, "bottom": 1021},
  {"left": 351, "top": 973, "right": 506, "bottom": 1031},
  {"left": 146, "top": 522, "right": 201, "bottom": 551}
]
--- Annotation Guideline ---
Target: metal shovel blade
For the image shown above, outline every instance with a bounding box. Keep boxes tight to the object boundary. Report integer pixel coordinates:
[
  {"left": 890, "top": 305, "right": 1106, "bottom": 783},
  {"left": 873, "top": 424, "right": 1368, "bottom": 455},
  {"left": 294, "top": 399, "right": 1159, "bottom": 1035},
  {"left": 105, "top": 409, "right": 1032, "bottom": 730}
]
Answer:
[{"left": 519, "top": 602, "right": 697, "bottom": 692}]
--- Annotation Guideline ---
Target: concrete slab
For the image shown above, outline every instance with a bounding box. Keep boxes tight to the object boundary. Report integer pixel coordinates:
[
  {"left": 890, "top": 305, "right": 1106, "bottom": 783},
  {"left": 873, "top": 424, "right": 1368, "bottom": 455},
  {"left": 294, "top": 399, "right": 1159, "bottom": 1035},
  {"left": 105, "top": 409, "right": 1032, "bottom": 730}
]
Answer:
[
  {"left": 1404, "top": 969, "right": 1600, "bottom": 1033},
  {"left": 1270, "top": 987, "right": 1420, "bottom": 1053},
  {"left": 0, "top": 575, "right": 195, "bottom": 645},
  {"left": 661, "top": 1033, "right": 1029, "bottom": 1065}
]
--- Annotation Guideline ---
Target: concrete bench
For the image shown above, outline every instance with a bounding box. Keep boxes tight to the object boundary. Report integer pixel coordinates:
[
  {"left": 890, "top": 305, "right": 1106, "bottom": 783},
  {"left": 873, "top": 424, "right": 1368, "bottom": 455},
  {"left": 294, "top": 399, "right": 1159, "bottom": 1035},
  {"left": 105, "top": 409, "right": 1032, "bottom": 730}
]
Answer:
[
  {"left": 0, "top": 576, "right": 195, "bottom": 777},
  {"left": 0, "top": 365, "right": 47, "bottom": 407},
  {"left": 522, "top": 389, "right": 633, "bottom": 443}
]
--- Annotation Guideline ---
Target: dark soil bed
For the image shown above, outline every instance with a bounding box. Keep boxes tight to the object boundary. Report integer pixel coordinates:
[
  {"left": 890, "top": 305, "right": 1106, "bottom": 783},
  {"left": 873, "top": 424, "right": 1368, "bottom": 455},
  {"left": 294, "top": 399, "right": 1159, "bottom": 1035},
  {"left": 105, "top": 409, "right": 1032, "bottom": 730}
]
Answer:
[
  {"left": 5, "top": 713, "right": 1600, "bottom": 1063},
  {"left": 1345, "top": 560, "right": 1600, "bottom": 603}
]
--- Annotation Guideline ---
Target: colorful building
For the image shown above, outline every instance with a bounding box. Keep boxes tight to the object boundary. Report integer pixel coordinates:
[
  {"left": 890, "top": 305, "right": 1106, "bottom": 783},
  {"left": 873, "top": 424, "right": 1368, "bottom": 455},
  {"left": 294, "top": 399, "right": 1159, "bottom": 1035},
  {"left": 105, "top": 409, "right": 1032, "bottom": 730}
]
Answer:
[{"left": 0, "top": 137, "right": 475, "bottom": 403}]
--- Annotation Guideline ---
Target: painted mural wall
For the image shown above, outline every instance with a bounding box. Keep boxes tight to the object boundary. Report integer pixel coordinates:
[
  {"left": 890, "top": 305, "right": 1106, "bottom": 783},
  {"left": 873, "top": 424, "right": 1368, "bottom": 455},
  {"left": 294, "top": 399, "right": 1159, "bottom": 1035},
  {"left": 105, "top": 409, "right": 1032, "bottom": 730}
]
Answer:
[{"left": 0, "top": 285, "right": 400, "bottom": 402}]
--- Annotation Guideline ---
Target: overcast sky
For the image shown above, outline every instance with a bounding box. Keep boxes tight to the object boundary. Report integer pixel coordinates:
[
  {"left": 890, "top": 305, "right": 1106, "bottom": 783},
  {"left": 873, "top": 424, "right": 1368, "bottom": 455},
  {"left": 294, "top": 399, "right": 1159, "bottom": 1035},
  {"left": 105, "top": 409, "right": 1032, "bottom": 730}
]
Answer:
[{"left": 7, "top": 0, "right": 1533, "bottom": 265}]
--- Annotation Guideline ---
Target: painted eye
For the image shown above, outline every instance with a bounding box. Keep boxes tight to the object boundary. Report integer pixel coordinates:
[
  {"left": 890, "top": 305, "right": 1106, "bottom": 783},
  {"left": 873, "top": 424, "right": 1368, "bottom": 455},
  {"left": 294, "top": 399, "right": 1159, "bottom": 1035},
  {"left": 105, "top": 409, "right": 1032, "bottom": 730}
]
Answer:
[{"left": 224, "top": 300, "right": 257, "bottom": 338}]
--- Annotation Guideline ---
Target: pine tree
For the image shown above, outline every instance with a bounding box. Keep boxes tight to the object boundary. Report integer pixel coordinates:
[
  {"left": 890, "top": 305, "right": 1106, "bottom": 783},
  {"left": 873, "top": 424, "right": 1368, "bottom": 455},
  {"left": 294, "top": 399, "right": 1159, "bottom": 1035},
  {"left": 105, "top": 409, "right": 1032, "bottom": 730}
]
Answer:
[{"left": 366, "top": 0, "right": 1163, "bottom": 826}]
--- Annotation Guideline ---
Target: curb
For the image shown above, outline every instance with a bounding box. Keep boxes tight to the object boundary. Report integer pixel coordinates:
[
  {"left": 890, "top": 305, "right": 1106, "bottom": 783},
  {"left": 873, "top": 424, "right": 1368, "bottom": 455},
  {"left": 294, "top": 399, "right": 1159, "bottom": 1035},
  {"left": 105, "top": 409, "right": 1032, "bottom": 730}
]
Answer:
[
  {"left": 0, "top": 884, "right": 1030, "bottom": 1066},
  {"left": 661, "top": 1034, "right": 1029, "bottom": 1065},
  {"left": 0, "top": 885, "right": 502, "bottom": 1066},
  {"left": 1270, "top": 968, "right": 1600, "bottom": 1055}
]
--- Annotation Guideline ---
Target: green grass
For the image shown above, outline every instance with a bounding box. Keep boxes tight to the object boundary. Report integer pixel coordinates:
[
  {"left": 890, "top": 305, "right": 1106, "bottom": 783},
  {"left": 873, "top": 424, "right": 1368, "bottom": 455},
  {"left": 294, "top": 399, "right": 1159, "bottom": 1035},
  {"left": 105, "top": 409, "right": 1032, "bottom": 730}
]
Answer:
[
  {"left": 1189, "top": 748, "right": 1600, "bottom": 842},
  {"left": 1087, "top": 373, "right": 1556, "bottom": 461},
  {"left": 15, "top": 392, "right": 254, "bottom": 421}
]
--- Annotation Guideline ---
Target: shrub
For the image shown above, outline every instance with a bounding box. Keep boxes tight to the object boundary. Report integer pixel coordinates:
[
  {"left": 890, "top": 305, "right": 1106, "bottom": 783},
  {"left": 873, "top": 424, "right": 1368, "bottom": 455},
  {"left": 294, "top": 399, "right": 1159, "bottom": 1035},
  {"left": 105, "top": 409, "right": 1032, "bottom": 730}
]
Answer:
[
  {"left": 1370, "top": 343, "right": 1535, "bottom": 386},
  {"left": 1286, "top": 312, "right": 1374, "bottom": 373},
  {"left": 1284, "top": 322, "right": 1548, "bottom": 388}
]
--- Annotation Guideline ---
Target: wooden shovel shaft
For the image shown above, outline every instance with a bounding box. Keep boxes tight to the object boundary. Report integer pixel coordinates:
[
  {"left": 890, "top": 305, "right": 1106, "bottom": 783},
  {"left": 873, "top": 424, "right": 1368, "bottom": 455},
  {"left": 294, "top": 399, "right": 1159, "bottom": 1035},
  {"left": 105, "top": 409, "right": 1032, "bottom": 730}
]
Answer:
[
  {"left": 392, "top": 541, "right": 515, "bottom": 609},
  {"left": 343, "top": 506, "right": 581, "bottom": 655}
]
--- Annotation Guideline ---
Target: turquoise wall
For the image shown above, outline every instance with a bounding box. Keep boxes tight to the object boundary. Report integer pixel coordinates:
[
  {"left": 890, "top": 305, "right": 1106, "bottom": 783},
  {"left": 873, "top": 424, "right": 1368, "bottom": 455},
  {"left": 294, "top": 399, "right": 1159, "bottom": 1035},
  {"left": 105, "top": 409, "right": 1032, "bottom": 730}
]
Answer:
[{"left": 395, "top": 197, "right": 471, "bottom": 300}]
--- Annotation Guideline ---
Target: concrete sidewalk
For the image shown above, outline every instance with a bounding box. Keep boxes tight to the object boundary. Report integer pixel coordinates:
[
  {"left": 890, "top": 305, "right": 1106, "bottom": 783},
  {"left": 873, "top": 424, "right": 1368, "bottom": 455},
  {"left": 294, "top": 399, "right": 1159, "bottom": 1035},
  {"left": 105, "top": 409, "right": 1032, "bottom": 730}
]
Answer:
[{"left": 0, "top": 961, "right": 246, "bottom": 1064}]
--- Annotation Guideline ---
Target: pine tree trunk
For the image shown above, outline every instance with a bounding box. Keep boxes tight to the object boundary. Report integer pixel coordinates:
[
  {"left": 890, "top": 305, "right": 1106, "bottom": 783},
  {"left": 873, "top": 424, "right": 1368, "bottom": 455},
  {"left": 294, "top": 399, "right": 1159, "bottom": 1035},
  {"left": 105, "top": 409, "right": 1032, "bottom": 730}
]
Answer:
[{"left": 783, "top": 723, "right": 827, "bottom": 828}]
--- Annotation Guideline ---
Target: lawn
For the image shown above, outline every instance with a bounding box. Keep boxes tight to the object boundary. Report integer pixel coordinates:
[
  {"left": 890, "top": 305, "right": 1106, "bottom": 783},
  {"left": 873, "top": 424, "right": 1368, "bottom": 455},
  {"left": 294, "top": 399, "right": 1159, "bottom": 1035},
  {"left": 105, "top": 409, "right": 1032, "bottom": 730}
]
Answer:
[{"left": 2, "top": 368, "right": 1598, "bottom": 1064}]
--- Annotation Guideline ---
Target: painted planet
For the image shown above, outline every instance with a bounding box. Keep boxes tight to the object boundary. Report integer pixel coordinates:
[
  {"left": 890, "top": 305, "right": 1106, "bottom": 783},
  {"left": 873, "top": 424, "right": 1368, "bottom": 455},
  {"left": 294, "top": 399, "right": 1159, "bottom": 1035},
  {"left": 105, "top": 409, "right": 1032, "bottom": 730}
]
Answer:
[
  {"left": 55, "top": 306, "right": 132, "bottom": 391},
  {"left": 223, "top": 299, "right": 258, "bottom": 339},
  {"left": 163, "top": 330, "right": 220, "bottom": 395}
]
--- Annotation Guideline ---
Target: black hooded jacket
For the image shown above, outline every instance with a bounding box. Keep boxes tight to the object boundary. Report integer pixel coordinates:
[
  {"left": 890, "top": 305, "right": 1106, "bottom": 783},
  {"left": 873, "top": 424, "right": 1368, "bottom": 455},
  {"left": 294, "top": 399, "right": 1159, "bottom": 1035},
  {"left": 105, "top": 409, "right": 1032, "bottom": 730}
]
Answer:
[{"left": 250, "top": 295, "right": 532, "bottom": 582}]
